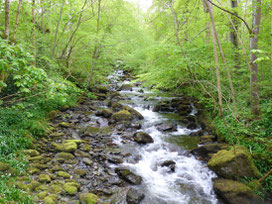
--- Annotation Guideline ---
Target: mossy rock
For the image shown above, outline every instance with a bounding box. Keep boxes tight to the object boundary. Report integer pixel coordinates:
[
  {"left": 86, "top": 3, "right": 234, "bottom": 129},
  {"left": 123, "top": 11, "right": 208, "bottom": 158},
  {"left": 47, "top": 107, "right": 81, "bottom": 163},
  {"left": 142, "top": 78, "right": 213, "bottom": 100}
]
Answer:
[
  {"left": 48, "top": 110, "right": 60, "bottom": 119},
  {"left": 74, "top": 169, "right": 87, "bottom": 177},
  {"left": 57, "top": 171, "right": 71, "bottom": 179},
  {"left": 63, "top": 183, "right": 78, "bottom": 195},
  {"left": 79, "top": 193, "right": 98, "bottom": 204},
  {"left": 51, "top": 184, "right": 63, "bottom": 193},
  {"left": 55, "top": 152, "right": 74, "bottom": 160},
  {"left": 122, "top": 106, "right": 144, "bottom": 120},
  {"left": 38, "top": 174, "right": 51, "bottom": 183},
  {"left": 28, "top": 155, "right": 45, "bottom": 161},
  {"left": 120, "top": 84, "right": 133, "bottom": 91},
  {"left": 36, "top": 185, "right": 49, "bottom": 192},
  {"left": 81, "top": 144, "right": 91, "bottom": 152},
  {"left": 24, "top": 149, "right": 40, "bottom": 157},
  {"left": 31, "top": 180, "right": 41, "bottom": 189},
  {"left": 101, "top": 109, "right": 112, "bottom": 118},
  {"left": 15, "top": 181, "right": 34, "bottom": 192},
  {"left": 53, "top": 141, "right": 77, "bottom": 153},
  {"left": 214, "top": 178, "right": 261, "bottom": 204},
  {"left": 38, "top": 191, "right": 48, "bottom": 199},
  {"left": 44, "top": 197, "right": 54, "bottom": 204},
  {"left": 112, "top": 110, "right": 132, "bottom": 121},
  {"left": 50, "top": 132, "right": 65, "bottom": 138},
  {"left": 208, "top": 145, "right": 261, "bottom": 179},
  {"left": 59, "top": 122, "right": 73, "bottom": 128}
]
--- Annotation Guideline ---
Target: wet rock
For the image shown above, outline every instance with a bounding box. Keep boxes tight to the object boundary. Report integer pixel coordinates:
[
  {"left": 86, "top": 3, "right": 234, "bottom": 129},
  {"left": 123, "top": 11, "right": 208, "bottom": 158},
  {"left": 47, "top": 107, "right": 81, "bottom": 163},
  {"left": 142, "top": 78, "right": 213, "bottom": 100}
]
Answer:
[
  {"left": 108, "top": 156, "right": 123, "bottom": 164},
  {"left": 79, "top": 193, "right": 98, "bottom": 204},
  {"left": 191, "top": 143, "right": 229, "bottom": 161},
  {"left": 120, "top": 84, "right": 133, "bottom": 91},
  {"left": 133, "top": 132, "right": 154, "bottom": 144},
  {"left": 186, "top": 123, "right": 198, "bottom": 130},
  {"left": 92, "top": 85, "right": 109, "bottom": 94},
  {"left": 200, "top": 135, "right": 216, "bottom": 144},
  {"left": 83, "top": 158, "right": 93, "bottom": 166},
  {"left": 153, "top": 101, "right": 174, "bottom": 112},
  {"left": 122, "top": 106, "right": 144, "bottom": 120},
  {"left": 214, "top": 178, "right": 261, "bottom": 204},
  {"left": 156, "top": 123, "right": 177, "bottom": 132},
  {"left": 96, "top": 109, "right": 112, "bottom": 118},
  {"left": 112, "top": 110, "right": 132, "bottom": 122},
  {"left": 161, "top": 160, "right": 176, "bottom": 171},
  {"left": 208, "top": 146, "right": 261, "bottom": 179},
  {"left": 126, "top": 188, "right": 145, "bottom": 204},
  {"left": 108, "top": 101, "right": 123, "bottom": 112},
  {"left": 115, "top": 168, "right": 142, "bottom": 185},
  {"left": 38, "top": 174, "right": 51, "bottom": 183}
]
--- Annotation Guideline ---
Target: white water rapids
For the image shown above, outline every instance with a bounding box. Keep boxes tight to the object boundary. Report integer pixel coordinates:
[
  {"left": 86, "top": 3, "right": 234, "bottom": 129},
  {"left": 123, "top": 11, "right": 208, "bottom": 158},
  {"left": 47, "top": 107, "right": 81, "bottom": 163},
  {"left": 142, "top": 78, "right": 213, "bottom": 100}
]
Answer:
[{"left": 109, "top": 71, "right": 219, "bottom": 204}]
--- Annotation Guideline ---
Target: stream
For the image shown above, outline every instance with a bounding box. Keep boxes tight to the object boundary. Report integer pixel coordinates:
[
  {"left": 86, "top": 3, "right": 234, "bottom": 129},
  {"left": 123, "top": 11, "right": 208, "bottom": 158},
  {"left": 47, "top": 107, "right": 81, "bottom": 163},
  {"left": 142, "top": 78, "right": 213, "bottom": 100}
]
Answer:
[{"left": 107, "top": 71, "right": 218, "bottom": 204}]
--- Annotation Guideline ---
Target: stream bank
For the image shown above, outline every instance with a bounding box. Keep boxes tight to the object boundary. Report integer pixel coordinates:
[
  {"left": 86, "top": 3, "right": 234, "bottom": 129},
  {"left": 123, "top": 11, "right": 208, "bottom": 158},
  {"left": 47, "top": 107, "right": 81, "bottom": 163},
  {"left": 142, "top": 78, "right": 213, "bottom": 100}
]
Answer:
[{"left": 7, "top": 70, "right": 262, "bottom": 204}]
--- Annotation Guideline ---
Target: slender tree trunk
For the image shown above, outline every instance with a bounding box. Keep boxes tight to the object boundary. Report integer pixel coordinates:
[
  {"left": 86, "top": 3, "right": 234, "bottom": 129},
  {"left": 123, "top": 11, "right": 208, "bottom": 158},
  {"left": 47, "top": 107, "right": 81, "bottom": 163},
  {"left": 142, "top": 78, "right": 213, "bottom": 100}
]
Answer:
[
  {"left": 206, "top": 0, "right": 238, "bottom": 117},
  {"left": 271, "top": 16, "right": 272, "bottom": 70},
  {"left": 205, "top": 0, "right": 223, "bottom": 116},
  {"left": 86, "top": 0, "right": 102, "bottom": 87},
  {"left": 32, "top": 0, "right": 36, "bottom": 67},
  {"left": 202, "top": 0, "right": 210, "bottom": 44},
  {"left": 12, "top": 0, "right": 23, "bottom": 45},
  {"left": 52, "top": 0, "right": 65, "bottom": 58},
  {"left": 60, "top": 0, "right": 88, "bottom": 58},
  {"left": 4, "top": 0, "right": 10, "bottom": 42},
  {"left": 230, "top": 0, "right": 240, "bottom": 68},
  {"left": 250, "top": 0, "right": 262, "bottom": 117}
]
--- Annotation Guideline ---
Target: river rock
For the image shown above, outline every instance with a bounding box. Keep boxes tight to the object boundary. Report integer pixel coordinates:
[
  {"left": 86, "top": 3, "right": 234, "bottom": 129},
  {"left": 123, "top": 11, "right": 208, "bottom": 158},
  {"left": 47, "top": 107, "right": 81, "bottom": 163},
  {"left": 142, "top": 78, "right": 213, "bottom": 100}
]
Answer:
[
  {"left": 52, "top": 141, "right": 77, "bottom": 153},
  {"left": 96, "top": 109, "right": 112, "bottom": 118},
  {"left": 79, "top": 193, "right": 98, "bottom": 204},
  {"left": 214, "top": 178, "right": 261, "bottom": 204},
  {"left": 133, "top": 132, "right": 154, "bottom": 144},
  {"left": 161, "top": 160, "right": 176, "bottom": 172},
  {"left": 191, "top": 143, "right": 229, "bottom": 161},
  {"left": 122, "top": 106, "right": 144, "bottom": 120},
  {"left": 208, "top": 146, "right": 261, "bottom": 179},
  {"left": 115, "top": 168, "right": 142, "bottom": 185},
  {"left": 112, "top": 110, "right": 132, "bottom": 122},
  {"left": 120, "top": 84, "right": 133, "bottom": 91},
  {"left": 108, "top": 156, "right": 123, "bottom": 164},
  {"left": 156, "top": 123, "right": 177, "bottom": 132},
  {"left": 108, "top": 101, "right": 123, "bottom": 112},
  {"left": 153, "top": 101, "right": 174, "bottom": 112},
  {"left": 126, "top": 188, "right": 145, "bottom": 204}
]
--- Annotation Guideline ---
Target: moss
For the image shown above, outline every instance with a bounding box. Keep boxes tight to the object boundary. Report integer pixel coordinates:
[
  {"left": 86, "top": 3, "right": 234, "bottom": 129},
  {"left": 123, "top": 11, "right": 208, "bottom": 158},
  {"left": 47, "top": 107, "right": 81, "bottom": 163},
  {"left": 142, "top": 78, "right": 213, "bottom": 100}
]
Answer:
[
  {"left": 38, "top": 174, "right": 51, "bottom": 183},
  {"left": 36, "top": 185, "right": 49, "bottom": 192},
  {"left": 23, "top": 149, "right": 40, "bottom": 157},
  {"left": 79, "top": 193, "right": 98, "bottom": 204},
  {"left": 53, "top": 141, "right": 77, "bottom": 153},
  {"left": 31, "top": 180, "right": 41, "bottom": 189},
  {"left": 49, "top": 132, "right": 65, "bottom": 138},
  {"left": 15, "top": 182, "right": 34, "bottom": 192},
  {"left": 57, "top": 171, "right": 71, "bottom": 179},
  {"left": 112, "top": 110, "right": 132, "bottom": 121},
  {"left": 28, "top": 155, "right": 45, "bottom": 161},
  {"left": 28, "top": 167, "right": 41, "bottom": 175},
  {"left": 74, "top": 169, "right": 87, "bottom": 177},
  {"left": 47, "top": 110, "right": 60, "bottom": 119},
  {"left": 208, "top": 145, "right": 261, "bottom": 179},
  {"left": 59, "top": 122, "right": 72, "bottom": 128},
  {"left": 55, "top": 152, "right": 74, "bottom": 160},
  {"left": 38, "top": 191, "right": 48, "bottom": 199},
  {"left": 81, "top": 144, "right": 91, "bottom": 152},
  {"left": 0, "top": 162, "right": 11, "bottom": 172},
  {"left": 51, "top": 184, "right": 62, "bottom": 193},
  {"left": 63, "top": 183, "right": 78, "bottom": 195},
  {"left": 44, "top": 197, "right": 54, "bottom": 204}
]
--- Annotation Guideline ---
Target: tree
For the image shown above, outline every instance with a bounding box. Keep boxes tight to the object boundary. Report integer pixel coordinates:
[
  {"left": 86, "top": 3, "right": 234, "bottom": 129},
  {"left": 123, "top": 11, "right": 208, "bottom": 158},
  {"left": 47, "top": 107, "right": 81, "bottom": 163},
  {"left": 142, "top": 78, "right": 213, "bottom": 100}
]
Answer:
[
  {"left": 250, "top": 0, "right": 262, "bottom": 117},
  {"left": 4, "top": 0, "right": 10, "bottom": 42},
  {"left": 12, "top": 0, "right": 23, "bottom": 45}
]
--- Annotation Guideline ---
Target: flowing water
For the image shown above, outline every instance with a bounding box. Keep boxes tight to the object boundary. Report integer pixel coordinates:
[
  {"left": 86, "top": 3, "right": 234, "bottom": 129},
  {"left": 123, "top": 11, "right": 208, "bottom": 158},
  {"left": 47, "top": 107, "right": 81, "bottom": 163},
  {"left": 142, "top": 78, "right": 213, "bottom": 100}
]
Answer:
[{"left": 108, "top": 71, "right": 218, "bottom": 204}]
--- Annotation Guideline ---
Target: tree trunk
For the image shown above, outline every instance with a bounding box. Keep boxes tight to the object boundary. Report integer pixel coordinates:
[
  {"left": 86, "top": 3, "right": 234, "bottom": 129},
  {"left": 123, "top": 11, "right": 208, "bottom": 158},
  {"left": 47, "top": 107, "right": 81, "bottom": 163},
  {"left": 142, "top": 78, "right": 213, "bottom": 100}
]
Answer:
[
  {"left": 32, "top": 0, "right": 36, "bottom": 67},
  {"left": 52, "top": 0, "right": 65, "bottom": 58},
  {"left": 12, "top": 0, "right": 23, "bottom": 45},
  {"left": 86, "top": 0, "right": 102, "bottom": 87},
  {"left": 205, "top": 0, "right": 223, "bottom": 116},
  {"left": 250, "top": 0, "right": 262, "bottom": 117},
  {"left": 202, "top": 0, "right": 210, "bottom": 44},
  {"left": 60, "top": 0, "right": 88, "bottom": 58},
  {"left": 4, "top": 0, "right": 10, "bottom": 42},
  {"left": 230, "top": 0, "right": 240, "bottom": 68}
]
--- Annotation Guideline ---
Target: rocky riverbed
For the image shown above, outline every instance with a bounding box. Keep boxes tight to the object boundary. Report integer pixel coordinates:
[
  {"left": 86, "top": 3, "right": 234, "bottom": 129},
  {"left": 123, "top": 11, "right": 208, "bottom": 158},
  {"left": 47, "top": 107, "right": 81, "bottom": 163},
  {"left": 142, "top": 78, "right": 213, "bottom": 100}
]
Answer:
[{"left": 7, "top": 70, "right": 263, "bottom": 204}]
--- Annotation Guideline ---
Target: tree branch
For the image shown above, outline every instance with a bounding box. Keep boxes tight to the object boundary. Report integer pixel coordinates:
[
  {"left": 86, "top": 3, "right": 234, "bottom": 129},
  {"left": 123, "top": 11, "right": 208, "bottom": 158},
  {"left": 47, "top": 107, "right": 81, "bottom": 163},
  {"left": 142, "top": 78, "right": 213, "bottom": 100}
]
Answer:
[{"left": 206, "top": 0, "right": 252, "bottom": 34}]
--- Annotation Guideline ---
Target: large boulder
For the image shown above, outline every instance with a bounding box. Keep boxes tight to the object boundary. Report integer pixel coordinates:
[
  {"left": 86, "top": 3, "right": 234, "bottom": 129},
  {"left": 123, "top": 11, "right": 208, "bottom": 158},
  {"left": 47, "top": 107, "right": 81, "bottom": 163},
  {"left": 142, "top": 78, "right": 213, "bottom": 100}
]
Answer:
[
  {"left": 214, "top": 178, "right": 261, "bottom": 204},
  {"left": 126, "top": 188, "right": 145, "bottom": 204},
  {"left": 133, "top": 132, "right": 154, "bottom": 144},
  {"left": 112, "top": 110, "right": 132, "bottom": 122},
  {"left": 191, "top": 143, "right": 229, "bottom": 161},
  {"left": 123, "top": 106, "right": 144, "bottom": 120},
  {"left": 115, "top": 168, "right": 142, "bottom": 185},
  {"left": 208, "top": 146, "right": 261, "bottom": 179}
]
